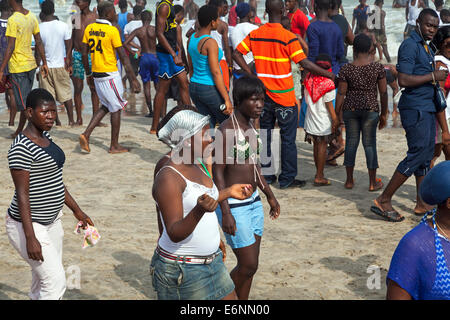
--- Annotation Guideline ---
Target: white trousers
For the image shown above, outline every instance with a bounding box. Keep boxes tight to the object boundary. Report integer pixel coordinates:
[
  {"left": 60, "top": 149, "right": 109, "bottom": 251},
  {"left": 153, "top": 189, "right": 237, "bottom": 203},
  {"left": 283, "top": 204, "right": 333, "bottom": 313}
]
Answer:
[{"left": 5, "top": 213, "right": 66, "bottom": 300}]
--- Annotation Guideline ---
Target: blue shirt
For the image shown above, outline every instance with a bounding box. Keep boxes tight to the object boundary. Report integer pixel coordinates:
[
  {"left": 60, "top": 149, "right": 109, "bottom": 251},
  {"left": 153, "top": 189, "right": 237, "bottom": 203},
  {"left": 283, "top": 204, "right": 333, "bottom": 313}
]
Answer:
[
  {"left": 188, "top": 33, "right": 223, "bottom": 86},
  {"left": 387, "top": 222, "right": 450, "bottom": 300},
  {"left": 306, "top": 20, "right": 344, "bottom": 75},
  {"left": 396, "top": 30, "right": 436, "bottom": 113}
]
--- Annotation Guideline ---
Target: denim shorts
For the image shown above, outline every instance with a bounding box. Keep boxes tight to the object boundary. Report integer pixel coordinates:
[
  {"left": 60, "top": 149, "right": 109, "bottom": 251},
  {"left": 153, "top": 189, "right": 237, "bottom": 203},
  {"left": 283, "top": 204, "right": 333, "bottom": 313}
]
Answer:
[
  {"left": 216, "top": 191, "right": 264, "bottom": 249},
  {"left": 150, "top": 249, "right": 234, "bottom": 300}
]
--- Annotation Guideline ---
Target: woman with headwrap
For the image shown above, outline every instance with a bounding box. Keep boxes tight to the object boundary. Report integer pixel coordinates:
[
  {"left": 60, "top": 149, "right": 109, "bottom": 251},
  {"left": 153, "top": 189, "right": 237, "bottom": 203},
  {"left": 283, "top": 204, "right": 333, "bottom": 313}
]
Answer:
[
  {"left": 150, "top": 105, "right": 253, "bottom": 300},
  {"left": 335, "top": 33, "right": 388, "bottom": 192},
  {"left": 387, "top": 160, "right": 450, "bottom": 300}
]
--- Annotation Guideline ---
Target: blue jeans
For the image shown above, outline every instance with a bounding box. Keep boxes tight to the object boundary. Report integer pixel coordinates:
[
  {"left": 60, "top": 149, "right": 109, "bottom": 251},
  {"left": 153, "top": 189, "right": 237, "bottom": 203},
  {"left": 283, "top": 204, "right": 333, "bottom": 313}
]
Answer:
[
  {"left": 150, "top": 249, "right": 234, "bottom": 300},
  {"left": 189, "top": 81, "right": 227, "bottom": 128},
  {"left": 343, "top": 110, "right": 379, "bottom": 169},
  {"left": 260, "top": 95, "right": 298, "bottom": 187},
  {"left": 396, "top": 109, "right": 435, "bottom": 177}
]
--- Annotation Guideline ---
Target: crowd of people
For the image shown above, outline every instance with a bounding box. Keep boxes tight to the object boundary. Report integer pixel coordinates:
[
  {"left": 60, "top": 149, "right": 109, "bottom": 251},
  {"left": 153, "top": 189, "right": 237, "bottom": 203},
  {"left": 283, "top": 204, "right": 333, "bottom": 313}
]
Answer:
[{"left": 1, "top": 0, "right": 450, "bottom": 301}]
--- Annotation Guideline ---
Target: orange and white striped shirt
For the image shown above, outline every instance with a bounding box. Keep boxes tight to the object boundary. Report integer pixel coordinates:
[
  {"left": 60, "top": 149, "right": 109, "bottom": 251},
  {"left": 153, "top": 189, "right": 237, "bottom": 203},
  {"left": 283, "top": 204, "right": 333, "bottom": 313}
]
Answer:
[{"left": 237, "top": 23, "right": 306, "bottom": 107}]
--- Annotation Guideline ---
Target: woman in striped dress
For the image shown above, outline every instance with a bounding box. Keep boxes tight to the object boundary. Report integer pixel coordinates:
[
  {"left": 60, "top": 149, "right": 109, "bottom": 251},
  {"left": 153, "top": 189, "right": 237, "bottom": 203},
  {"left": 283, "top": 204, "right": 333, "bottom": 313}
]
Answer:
[{"left": 5, "top": 88, "right": 94, "bottom": 300}]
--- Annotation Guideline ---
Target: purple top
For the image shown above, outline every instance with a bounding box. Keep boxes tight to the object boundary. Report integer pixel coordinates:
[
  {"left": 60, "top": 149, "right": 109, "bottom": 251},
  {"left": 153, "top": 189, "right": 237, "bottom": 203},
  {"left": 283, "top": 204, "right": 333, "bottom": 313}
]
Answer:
[{"left": 0, "top": 18, "right": 8, "bottom": 74}]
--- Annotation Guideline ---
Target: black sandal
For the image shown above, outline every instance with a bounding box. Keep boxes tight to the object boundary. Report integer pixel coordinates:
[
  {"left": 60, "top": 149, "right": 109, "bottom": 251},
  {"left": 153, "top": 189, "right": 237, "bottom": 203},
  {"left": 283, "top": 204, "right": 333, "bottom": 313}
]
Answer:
[{"left": 370, "top": 205, "right": 405, "bottom": 222}]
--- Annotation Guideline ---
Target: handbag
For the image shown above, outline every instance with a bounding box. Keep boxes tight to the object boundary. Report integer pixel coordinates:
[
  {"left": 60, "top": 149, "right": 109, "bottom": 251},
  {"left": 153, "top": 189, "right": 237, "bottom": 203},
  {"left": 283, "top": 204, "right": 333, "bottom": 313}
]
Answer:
[{"left": 434, "top": 81, "right": 447, "bottom": 113}]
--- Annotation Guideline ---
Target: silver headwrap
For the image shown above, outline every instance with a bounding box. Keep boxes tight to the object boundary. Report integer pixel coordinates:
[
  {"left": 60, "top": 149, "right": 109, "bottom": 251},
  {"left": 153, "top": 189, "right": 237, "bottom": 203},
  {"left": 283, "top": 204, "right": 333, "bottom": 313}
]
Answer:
[{"left": 157, "top": 110, "right": 211, "bottom": 150}]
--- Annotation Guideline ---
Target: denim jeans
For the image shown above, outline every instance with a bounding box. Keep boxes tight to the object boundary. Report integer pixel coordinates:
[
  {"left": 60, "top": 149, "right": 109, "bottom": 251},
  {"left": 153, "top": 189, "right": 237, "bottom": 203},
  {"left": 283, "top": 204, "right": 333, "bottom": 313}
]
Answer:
[
  {"left": 343, "top": 110, "right": 379, "bottom": 169},
  {"left": 396, "top": 109, "right": 435, "bottom": 177},
  {"left": 189, "top": 81, "right": 227, "bottom": 128},
  {"left": 260, "top": 95, "right": 298, "bottom": 187}
]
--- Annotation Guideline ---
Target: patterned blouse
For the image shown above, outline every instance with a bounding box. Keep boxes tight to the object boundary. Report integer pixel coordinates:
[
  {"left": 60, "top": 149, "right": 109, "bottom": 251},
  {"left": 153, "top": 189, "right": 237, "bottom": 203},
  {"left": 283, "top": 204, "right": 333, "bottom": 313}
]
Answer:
[{"left": 337, "top": 62, "right": 386, "bottom": 112}]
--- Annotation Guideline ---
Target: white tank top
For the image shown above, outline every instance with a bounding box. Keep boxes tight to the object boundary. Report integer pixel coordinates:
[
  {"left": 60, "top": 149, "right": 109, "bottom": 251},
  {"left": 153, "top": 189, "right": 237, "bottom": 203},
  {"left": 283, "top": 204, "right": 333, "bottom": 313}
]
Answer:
[
  {"left": 408, "top": 0, "right": 421, "bottom": 26},
  {"left": 156, "top": 165, "right": 221, "bottom": 256},
  {"left": 434, "top": 55, "right": 450, "bottom": 120}
]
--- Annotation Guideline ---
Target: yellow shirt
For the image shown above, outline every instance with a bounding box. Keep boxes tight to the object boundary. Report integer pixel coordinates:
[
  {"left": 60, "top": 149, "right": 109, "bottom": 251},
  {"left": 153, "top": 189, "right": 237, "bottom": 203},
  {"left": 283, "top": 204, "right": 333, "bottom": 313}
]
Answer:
[
  {"left": 6, "top": 11, "right": 39, "bottom": 74},
  {"left": 82, "top": 20, "right": 122, "bottom": 73}
]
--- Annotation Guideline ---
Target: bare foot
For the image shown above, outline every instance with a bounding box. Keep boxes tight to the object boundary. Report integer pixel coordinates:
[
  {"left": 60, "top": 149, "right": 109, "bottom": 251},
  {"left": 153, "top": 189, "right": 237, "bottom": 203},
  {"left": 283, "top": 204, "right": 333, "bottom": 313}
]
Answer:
[
  {"left": 150, "top": 128, "right": 157, "bottom": 134},
  {"left": 413, "top": 203, "right": 434, "bottom": 216},
  {"left": 56, "top": 120, "right": 62, "bottom": 126},
  {"left": 344, "top": 179, "right": 354, "bottom": 189},
  {"left": 75, "top": 119, "right": 83, "bottom": 126},
  {"left": 8, "top": 122, "right": 14, "bottom": 126},
  {"left": 369, "top": 178, "right": 383, "bottom": 192},
  {"left": 79, "top": 134, "right": 90, "bottom": 152},
  {"left": 9, "top": 132, "right": 18, "bottom": 139},
  {"left": 313, "top": 178, "right": 331, "bottom": 186},
  {"left": 109, "top": 145, "right": 129, "bottom": 154},
  {"left": 96, "top": 122, "right": 108, "bottom": 128}
]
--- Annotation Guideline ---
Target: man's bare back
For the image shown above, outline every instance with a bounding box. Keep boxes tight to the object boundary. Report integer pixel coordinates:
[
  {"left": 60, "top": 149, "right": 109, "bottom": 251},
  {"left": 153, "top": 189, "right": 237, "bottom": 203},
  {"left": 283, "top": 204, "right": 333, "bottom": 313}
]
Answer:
[
  {"left": 135, "top": 25, "right": 157, "bottom": 54},
  {"left": 72, "top": 9, "right": 97, "bottom": 52}
]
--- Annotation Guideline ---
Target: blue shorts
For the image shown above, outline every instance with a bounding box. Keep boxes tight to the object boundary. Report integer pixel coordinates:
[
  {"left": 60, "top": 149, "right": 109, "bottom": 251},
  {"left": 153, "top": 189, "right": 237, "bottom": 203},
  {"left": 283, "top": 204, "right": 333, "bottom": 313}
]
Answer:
[
  {"left": 150, "top": 249, "right": 234, "bottom": 300},
  {"left": 156, "top": 51, "right": 185, "bottom": 80},
  {"left": 216, "top": 191, "right": 264, "bottom": 249},
  {"left": 139, "top": 53, "right": 159, "bottom": 84}
]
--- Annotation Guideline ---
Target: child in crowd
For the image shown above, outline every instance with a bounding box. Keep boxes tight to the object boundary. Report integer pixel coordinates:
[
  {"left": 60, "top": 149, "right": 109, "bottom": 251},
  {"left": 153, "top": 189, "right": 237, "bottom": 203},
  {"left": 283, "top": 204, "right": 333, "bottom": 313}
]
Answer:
[{"left": 304, "top": 54, "right": 339, "bottom": 186}]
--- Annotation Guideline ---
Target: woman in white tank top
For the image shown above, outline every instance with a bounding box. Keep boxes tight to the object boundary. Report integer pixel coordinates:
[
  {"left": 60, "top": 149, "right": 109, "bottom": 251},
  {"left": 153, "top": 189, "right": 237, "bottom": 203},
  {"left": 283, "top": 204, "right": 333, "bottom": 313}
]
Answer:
[
  {"left": 151, "top": 105, "right": 253, "bottom": 300},
  {"left": 431, "top": 26, "right": 450, "bottom": 165}
]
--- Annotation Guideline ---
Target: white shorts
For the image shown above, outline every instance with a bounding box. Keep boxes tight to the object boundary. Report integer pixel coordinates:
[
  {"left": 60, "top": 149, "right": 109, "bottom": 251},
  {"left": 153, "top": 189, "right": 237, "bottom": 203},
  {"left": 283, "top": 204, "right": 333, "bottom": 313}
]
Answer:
[{"left": 94, "top": 71, "right": 128, "bottom": 113}]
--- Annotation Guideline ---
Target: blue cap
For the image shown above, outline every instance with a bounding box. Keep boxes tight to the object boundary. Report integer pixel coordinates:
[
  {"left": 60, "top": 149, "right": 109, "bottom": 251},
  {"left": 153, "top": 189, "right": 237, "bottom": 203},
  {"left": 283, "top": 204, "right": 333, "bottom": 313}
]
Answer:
[
  {"left": 236, "top": 2, "right": 250, "bottom": 19},
  {"left": 420, "top": 161, "right": 450, "bottom": 205}
]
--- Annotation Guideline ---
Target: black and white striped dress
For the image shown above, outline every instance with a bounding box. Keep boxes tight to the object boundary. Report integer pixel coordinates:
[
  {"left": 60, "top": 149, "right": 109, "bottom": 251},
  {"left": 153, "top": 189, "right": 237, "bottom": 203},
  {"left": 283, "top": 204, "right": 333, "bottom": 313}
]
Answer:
[{"left": 7, "top": 132, "right": 66, "bottom": 225}]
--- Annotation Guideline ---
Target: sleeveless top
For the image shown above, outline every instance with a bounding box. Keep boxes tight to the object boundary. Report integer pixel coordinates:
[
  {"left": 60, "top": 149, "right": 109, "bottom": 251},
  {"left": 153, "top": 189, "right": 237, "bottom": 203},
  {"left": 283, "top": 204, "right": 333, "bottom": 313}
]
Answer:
[
  {"left": 408, "top": 0, "right": 421, "bottom": 26},
  {"left": 434, "top": 55, "right": 450, "bottom": 119},
  {"left": 117, "top": 12, "right": 128, "bottom": 41},
  {"left": 156, "top": 165, "right": 220, "bottom": 256},
  {"left": 156, "top": 0, "right": 178, "bottom": 54},
  {"left": 188, "top": 32, "right": 223, "bottom": 86}
]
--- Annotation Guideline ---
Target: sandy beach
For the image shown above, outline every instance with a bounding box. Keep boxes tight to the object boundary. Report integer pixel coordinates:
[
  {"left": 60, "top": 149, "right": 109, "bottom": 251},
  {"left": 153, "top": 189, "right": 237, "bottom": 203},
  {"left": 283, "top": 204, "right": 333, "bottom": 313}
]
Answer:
[{"left": 0, "top": 92, "right": 445, "bottom": 300}]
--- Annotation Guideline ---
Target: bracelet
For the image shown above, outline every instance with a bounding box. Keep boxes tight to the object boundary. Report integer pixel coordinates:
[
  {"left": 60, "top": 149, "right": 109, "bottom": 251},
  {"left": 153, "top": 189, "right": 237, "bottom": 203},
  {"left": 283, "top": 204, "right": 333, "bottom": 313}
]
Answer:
[{"left": 431, "top": 71, "right": 436, "bottom": 84}]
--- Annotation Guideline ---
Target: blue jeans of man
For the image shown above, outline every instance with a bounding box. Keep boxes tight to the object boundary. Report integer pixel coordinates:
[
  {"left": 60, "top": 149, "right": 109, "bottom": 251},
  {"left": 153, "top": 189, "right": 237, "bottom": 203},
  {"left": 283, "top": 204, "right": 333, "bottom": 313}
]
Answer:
[
  {"left": 260, "top": 95, "right": 298, "bottom": 187},
  {"left": 396, "top": 109, "right": 435, "bottom": 177}
]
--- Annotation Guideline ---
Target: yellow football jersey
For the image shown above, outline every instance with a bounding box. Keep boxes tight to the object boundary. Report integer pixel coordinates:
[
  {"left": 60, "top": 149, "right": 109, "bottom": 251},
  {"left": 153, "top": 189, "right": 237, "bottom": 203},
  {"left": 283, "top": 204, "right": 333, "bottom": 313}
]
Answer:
[{"left": 82, "top": 20, "right": 122, "bottom": 73}]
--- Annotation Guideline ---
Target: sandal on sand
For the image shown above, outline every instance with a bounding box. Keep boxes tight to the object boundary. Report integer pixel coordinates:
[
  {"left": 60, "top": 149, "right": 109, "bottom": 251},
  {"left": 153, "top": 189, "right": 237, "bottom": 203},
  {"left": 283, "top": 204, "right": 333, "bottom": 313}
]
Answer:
[
  {"left": 327, "top": 146, "right": 345, "bottom": 162},
  {"left": 369, "top": 178, "right": 384, "bottom": 192},
  {"left": 370, "top": 200, "right": 404, "bottom": 222}
]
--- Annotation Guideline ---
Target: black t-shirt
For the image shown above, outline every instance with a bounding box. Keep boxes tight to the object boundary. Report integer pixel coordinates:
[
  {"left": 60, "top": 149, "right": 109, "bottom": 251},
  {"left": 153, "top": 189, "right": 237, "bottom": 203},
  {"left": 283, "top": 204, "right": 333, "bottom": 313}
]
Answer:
[{"left": 156, "top": 0, "right": 178, "bottom": 54}]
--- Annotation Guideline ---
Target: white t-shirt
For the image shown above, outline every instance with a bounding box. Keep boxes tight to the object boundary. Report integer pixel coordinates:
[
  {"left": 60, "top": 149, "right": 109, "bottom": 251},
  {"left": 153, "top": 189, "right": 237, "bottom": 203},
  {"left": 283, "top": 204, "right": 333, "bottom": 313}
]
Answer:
[
  {"left": 304, "top": 89, "right": 336, "bottom": 136},
  {"left": 173, "top": 0, "right": 183, "bottom": 6},
  {"left": 39, "top": 20, "right": 71, "bottom": 68},
  {"left": 230, "top": 22, "right": 259, "bottom": 70},
  {"left": 124, "top": 20, "right": 143, "bottom": 52}
]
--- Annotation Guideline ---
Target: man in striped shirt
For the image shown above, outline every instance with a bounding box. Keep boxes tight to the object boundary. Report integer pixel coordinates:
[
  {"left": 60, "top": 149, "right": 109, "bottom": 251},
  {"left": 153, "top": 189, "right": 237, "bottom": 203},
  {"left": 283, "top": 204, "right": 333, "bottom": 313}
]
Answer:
[{"left": 233, "top": 0, "right": 334, "bottom": 189}]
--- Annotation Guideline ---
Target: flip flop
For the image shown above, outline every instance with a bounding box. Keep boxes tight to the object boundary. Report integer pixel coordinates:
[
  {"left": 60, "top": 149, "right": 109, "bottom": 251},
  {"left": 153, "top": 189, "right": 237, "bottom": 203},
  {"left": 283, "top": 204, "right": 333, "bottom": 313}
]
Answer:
[
  {"left": 313, "top": 180, "right": 331, "bottom": 187},
  {"left": 370, "top": 200, "right": 404, "bottom": 222},
  {"left": 79, "top": 134, "right": 90, "bottom": 153},
  {"left": 108, "top": 148, "right": 129, "bottom": 154}
]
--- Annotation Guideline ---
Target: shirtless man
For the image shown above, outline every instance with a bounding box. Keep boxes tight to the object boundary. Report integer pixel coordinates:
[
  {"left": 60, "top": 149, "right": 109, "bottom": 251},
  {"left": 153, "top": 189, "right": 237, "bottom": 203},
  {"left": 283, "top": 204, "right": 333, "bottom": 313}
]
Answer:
[
  {"left": 71, "top": 0, "right": 100, "bottom": 126},
  {"left": 123, "top": 10, "right": 158, "bottom": 117},
  {"left": 150, "top": 0, "right": 191, "bottom": 134}
]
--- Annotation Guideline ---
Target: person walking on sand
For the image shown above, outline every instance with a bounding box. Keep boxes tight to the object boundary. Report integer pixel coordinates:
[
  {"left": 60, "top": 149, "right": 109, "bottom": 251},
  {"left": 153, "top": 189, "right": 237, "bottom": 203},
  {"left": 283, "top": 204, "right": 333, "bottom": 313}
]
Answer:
[
  {"left": 0, "top": 0, "right": 17, "bottom": 128},
  {"left": 304, "top": 54, "right": 339, "bottom": 187},
  {"left": 404, "top": 0, "right": 426, "bottom": 39},
  {"left": 78, "top": 1, "right": 141, "bottom": 154},
  {"left": 123, "top": 10, "right": 159, "bottom": 118},
  {"left": 371, "top": 9, "right": 450, "bottom": 222},
  {"left": 335, "top": 33, "right": 388, "bottom": 191},
  {"left": 213, "top": 76, "right": 280, "bottom": 300},
  {"left": 150, "top": 0, "right": 191, "bottom": 134},
  {"left": 233, "top": 0, "right": 335, "bottom": 189},
  {"left": 6, "top": 88, "right": 94, "bottom": 300},
  {"left": 151, "top": 105, "right": 254, "bottom": 300},
  {"left": 0, "top": 0, "right": 48, "bottom": 139},
  {"left": 71, "top": 0, "right": 101, "bottom": 126},
  {"left": 37, "top": 0, "right": 76, "bottom": 126}
]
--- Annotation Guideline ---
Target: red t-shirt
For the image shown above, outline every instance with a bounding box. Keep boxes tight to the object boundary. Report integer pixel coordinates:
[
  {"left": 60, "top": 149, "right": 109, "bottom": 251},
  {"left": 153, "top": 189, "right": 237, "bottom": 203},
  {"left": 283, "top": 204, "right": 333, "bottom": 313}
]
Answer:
[
  {"left": 228, "top": 5, "right": 237, "bottom": 27},
  {"left": 288, "top": 8, "right": 310, "bottom": 38}
]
